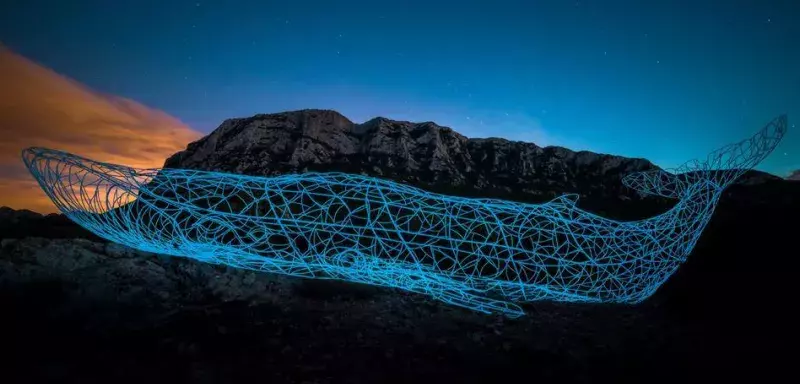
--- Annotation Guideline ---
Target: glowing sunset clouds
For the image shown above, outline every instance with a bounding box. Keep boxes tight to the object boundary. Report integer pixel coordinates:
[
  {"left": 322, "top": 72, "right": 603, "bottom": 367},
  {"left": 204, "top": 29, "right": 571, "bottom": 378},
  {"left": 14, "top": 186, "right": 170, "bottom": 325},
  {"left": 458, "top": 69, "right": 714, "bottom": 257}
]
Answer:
[{"left": 0, "top": 46, "right": 201, "bottom": 213}]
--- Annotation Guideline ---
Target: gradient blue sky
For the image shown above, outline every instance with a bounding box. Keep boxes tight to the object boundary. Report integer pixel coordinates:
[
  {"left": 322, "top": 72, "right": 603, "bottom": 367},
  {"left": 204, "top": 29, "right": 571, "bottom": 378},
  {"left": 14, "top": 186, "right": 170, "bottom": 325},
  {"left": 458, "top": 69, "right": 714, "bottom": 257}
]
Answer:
[{"left": 1, "top": 0, "right": 798, "bottom": 175}]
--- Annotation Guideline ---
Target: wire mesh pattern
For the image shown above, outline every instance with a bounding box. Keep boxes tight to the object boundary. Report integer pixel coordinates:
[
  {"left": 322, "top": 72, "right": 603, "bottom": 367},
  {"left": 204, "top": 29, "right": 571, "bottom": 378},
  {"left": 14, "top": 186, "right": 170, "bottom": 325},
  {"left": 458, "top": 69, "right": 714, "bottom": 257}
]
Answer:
[{"left": 22, "top": 115, "right": 787, "bottom": 317}]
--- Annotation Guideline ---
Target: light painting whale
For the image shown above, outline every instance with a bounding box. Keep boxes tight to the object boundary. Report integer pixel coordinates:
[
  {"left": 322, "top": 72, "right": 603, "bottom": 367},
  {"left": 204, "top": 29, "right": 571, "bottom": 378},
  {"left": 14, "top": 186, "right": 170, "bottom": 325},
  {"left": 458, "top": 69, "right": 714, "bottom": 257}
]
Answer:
[{"left": 21, "top": 115, "right": 787, "bottom": 317}]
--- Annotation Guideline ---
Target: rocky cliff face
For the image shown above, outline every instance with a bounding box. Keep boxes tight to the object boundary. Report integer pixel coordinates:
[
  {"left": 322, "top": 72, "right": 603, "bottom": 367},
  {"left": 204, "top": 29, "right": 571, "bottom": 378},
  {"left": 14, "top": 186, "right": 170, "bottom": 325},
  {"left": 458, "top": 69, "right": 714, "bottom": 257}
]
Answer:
[
  {"left": 163, "top": 109, "right": 662, "bottom": 203},
  {"left": 163, "top": 109, "right": 782, "bottom": 212}
]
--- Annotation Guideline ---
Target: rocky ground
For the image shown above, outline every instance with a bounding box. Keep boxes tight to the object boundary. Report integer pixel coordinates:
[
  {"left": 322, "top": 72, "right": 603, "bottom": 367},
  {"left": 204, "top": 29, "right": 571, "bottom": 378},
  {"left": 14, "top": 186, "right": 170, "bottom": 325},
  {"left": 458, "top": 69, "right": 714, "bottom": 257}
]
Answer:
[{"left": 1, "top": 180, "right": 798, "bottom": 383}]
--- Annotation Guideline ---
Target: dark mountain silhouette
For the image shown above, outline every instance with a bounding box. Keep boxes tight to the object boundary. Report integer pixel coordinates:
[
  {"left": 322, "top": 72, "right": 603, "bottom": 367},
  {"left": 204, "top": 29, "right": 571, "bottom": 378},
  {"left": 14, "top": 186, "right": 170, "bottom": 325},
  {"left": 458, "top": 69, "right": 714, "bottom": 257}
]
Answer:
[
  {"left": 163, "top": 109, "right": 781, "bottom": 218},
  {"left": 164, "top": 109, "right": 786, "bottom": 189},
  {"left": 164, "top": 109, "right": 658, "bottom": 201},
  {"left": 0, "top": 206, "right": 100, "bottom": 240},
  {"left": 2, "top": 109, "right": 797, "bottom": 383}
]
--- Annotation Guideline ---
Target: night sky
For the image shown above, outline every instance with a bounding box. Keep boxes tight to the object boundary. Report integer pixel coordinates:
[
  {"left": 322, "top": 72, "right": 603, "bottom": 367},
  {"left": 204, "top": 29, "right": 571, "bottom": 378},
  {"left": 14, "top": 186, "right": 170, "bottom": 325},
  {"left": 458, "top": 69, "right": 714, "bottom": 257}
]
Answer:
[{"left": 1, "top": 0, "right": 799, "bottom": 176}]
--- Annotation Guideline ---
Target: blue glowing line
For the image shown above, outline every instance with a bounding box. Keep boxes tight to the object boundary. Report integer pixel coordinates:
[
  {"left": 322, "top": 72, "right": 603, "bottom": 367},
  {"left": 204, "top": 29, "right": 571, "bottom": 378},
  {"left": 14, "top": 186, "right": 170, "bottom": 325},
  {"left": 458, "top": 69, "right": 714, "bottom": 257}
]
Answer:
[{"left": 21, "top": 115, "right": 787, "bottom": 317}]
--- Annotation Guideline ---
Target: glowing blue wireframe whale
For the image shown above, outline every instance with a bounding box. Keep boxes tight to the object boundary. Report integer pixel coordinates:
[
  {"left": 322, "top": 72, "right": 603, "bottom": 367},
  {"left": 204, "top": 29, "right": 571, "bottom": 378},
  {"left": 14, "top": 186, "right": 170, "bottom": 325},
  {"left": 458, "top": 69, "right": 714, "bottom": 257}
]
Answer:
[{"left": 22, "top": 115, "right": 787, "bottom": 317}]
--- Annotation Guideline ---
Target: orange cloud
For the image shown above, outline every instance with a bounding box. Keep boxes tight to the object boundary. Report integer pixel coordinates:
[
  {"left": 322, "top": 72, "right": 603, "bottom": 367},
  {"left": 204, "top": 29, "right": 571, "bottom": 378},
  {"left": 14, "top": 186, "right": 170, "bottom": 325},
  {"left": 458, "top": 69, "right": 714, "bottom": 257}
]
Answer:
[{"left": 0, "top": 46, "right": 202, "bottom": 214}]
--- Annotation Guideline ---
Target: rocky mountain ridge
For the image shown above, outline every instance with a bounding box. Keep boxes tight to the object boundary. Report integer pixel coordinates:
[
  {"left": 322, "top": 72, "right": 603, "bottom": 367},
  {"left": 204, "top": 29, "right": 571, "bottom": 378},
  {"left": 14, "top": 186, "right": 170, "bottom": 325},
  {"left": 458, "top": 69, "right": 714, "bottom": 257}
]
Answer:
[{"left": 163, "top": 109, "right": 783, "bottom": 211}]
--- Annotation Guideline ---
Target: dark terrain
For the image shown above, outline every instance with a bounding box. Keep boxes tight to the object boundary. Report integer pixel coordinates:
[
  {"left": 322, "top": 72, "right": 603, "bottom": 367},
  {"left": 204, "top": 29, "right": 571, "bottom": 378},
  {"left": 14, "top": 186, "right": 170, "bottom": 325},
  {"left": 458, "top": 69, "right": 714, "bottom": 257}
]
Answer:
[{"left": 2, "top": 110, "right": 798, "bottom": 383}]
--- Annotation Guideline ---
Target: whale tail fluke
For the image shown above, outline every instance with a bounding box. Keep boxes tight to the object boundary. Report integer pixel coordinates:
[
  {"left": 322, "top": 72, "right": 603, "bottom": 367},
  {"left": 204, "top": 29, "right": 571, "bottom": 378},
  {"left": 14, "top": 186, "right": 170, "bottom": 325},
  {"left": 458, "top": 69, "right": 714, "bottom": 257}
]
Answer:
[{"left": 623, "top": 114, "right": 788, "bottom": 198}]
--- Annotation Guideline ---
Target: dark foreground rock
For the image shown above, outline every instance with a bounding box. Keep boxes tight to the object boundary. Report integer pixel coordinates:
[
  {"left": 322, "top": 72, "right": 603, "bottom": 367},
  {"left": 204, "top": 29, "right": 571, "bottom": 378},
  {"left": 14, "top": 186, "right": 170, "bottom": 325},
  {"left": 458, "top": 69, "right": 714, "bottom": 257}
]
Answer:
[
  {"left": 0, "top": 206, "right": 100, "bottom": 240},
  {"left": 1, "top": 179, "right": 798, "bottom": 383},
  {"left": 1, "top": 237, "right": 685, "bottom": 383}
]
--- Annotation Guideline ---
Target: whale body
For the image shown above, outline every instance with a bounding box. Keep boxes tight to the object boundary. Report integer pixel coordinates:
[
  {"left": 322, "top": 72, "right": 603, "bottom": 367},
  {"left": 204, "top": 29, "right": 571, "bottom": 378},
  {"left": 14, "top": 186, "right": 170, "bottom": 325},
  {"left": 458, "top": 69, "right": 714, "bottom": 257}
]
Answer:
[{"left": 22, "top": 115, "right": 787, "bottom": 317}]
